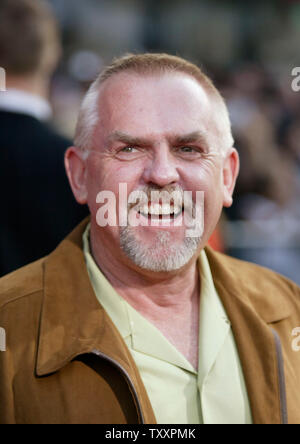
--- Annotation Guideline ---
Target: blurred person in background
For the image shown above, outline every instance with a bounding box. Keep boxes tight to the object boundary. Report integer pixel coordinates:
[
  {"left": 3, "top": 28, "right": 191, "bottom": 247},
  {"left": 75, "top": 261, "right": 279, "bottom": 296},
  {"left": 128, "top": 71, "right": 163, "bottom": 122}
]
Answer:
[
  {"left": 0, "top": 0, "right": 88, "bottom": 277},
  {"left": 281, "top": 112, "right": 300, "bottom": 174},
  {"left": 223, "top": 64, "right": 300, "bottom": 284}
]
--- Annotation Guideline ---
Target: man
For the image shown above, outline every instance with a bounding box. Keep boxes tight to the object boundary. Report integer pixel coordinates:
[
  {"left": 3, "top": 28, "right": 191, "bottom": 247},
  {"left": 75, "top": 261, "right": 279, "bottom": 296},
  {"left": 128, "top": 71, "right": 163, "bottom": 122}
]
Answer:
[
  {"left": 0, "top": 0, "right": 88, "bottom": 277},
  {"left": 0, "top": 53, "right": 300, "bottom": 424}
]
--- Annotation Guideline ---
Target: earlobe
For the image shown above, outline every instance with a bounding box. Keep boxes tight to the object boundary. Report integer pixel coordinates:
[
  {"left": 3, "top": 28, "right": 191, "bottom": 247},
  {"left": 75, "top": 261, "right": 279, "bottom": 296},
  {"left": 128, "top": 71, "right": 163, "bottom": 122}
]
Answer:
[
  {"left": 222, "top": 148, "right": 240, "bottom": 208},
  {"left": 64, "top": 147, "right": 88, "bottom": 204}
]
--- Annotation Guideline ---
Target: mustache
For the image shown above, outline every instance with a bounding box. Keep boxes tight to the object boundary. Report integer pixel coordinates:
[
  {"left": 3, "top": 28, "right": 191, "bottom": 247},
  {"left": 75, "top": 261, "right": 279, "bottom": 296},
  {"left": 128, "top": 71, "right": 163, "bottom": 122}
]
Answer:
[{"left": 127, "top": 185, "right": 194, "bottom": 213}]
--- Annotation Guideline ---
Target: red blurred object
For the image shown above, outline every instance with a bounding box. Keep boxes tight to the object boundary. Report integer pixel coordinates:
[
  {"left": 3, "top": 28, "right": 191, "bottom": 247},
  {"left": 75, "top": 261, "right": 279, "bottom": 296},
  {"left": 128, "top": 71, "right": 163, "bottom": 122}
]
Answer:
[{"left": 208, "top": 227, "right": 225, "bottom": 253}]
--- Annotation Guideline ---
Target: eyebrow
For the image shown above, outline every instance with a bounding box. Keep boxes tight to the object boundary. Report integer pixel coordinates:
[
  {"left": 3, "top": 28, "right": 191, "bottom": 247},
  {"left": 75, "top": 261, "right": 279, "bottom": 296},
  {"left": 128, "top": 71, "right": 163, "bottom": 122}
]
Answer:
[
  {"left": 107, "top": 130, "right": 209, "bottom": 151},
  {"left": 170, "top": 131, "right": 209, "bottom": 150},
  {"left": 107, "top": 131, "right": 150, "bottom": 147}
]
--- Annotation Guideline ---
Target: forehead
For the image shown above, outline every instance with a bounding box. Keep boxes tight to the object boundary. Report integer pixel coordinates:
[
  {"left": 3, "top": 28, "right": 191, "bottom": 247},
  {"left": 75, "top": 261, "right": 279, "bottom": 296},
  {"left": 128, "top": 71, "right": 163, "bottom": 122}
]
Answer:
[{"left": 96, "top": 72, "right": 214, "bottom": 139}]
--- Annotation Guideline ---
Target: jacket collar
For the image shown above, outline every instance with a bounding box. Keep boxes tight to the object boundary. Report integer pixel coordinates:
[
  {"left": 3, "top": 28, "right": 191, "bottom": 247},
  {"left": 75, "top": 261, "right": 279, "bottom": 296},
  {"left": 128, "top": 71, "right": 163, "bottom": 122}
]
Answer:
[
  {"left": 36, "top": 218, "right": 156, "bottom": 423},
  {"left": 36, "top": 218, "right": 292, "bottom": 424},
  {"left": 36, "top": 218, "right": 107, "bottom": 376},
  {"left": 205, "top": 248, "right": 292, "bottom": 424},
  {"left": 205, "top": 248, "right": 292, "bottom": 324}
]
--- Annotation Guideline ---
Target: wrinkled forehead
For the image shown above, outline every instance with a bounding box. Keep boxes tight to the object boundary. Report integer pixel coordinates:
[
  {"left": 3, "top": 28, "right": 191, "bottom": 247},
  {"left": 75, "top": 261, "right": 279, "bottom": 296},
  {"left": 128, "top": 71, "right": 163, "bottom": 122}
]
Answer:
[
  {"left": 95, "top": 71, "right": 216, "bottom": 142},
  {"left": 98, "top": 71, "right": 212, "bottom": 112}
]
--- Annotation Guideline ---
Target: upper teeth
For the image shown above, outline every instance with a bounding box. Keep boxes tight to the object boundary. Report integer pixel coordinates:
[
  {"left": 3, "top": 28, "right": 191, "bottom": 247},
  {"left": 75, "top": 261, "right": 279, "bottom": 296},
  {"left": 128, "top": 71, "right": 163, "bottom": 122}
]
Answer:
[{"left": 139, "top": 204, "right": 182, "bottom": 216}]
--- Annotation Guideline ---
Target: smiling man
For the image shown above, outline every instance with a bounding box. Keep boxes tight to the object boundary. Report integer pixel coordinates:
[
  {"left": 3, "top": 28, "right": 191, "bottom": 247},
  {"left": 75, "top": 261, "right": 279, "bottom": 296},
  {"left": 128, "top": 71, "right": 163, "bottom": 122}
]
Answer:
[{"left": 0, "top": 53, "right": 300, "bottom": 425}]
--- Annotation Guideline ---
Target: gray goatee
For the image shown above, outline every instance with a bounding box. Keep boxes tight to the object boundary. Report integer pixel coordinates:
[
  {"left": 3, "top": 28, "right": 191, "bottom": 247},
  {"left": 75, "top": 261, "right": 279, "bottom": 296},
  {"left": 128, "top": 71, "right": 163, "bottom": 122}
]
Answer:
[{"left": 120, "top": 227, "right": 201, "bottom": 272}]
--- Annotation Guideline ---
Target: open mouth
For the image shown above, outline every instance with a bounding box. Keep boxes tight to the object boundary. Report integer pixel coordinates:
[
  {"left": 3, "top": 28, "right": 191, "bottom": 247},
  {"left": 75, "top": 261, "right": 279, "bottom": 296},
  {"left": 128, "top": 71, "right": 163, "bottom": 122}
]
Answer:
[{"left": 137, "top": 203, "right": 183, "bottom": 220}]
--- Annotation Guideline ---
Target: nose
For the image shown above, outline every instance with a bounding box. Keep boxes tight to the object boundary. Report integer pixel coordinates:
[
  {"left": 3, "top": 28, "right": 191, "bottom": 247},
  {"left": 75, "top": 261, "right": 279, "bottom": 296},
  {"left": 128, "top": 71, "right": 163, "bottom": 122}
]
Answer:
[{"left": 142, "top": 146, "right": 179, "bottom": 187}]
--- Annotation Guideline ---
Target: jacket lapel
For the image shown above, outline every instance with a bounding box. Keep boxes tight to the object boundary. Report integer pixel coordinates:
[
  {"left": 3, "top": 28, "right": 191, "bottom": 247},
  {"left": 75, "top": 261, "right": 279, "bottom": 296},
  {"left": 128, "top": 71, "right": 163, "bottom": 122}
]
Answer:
[
  {"left": 205, "top": 247, "right": 292, "bottom": 424},
  {"left": 35, "top": 216, "right": 292, "bottom": 424},
  {"left": 35, "top": 218, "right": 156, "bottom": 424}
]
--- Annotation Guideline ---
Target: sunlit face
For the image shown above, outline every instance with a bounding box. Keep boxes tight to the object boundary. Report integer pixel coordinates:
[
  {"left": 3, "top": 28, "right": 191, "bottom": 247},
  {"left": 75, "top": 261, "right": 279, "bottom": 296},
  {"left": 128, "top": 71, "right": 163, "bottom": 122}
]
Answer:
[{"left": 83, "top": 72, "right": 235, "bottom": 272}]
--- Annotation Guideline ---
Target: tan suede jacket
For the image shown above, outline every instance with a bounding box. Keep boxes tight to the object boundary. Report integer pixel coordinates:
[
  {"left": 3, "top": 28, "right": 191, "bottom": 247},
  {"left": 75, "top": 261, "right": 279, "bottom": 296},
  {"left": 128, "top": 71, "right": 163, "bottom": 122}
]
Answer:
[{"left": 0, "top": 219, "right": 300, "bottom": 424}]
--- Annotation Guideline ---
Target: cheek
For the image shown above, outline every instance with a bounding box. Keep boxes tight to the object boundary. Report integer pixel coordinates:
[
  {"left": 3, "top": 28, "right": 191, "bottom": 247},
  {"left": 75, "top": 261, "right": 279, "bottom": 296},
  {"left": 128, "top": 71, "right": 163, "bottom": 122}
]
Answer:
[
  {"left": 115, "top": 162, "right": 144, "bottom": 184},
  {"left": 86, "top": 160, "right": 144, "bottom": 219},
  {"left": 183, "top": 164, "right": 224, "bottom": 227},
  {"left": 183, "top": 162, "right": 222, "bottom": 196},
  {"left": 94, "top": 160, "right": 143, "bottom": 187}
]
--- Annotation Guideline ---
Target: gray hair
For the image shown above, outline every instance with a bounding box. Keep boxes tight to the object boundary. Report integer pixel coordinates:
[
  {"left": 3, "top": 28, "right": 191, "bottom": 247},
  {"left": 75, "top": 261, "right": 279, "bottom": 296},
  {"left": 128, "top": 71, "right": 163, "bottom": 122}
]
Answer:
[
  {"left": 74, "top": 78, "right": 101, "bottom": 154},
  {"left": 73, "top": 53, "right": 234, "bottom": 156}
]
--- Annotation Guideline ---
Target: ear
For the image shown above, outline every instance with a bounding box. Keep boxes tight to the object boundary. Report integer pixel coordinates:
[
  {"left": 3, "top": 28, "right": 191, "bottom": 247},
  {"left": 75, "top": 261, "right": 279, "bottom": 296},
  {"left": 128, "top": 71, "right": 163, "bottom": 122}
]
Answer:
[
  {"left": 222, "top": 148, "right": 240, "bottom": 208},
  {"left": 65, "top": 147, "right": 88, "bottom": 204}
]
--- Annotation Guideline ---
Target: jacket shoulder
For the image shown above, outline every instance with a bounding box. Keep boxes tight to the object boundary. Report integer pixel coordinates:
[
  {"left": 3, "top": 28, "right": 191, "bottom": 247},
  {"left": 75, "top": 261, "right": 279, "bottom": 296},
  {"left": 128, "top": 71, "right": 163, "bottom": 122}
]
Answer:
[
  {"left": 205, "top": 247, "right": 300, "bottom": 322},
  {"left": 0, "top": 259, "right": 44, "bottom": 309},
  {"left": 220, "top": 252, "right": 298, "bottom": 291},
  {"left": 213, "top": 249, "right": 298, "bottom": 285}
]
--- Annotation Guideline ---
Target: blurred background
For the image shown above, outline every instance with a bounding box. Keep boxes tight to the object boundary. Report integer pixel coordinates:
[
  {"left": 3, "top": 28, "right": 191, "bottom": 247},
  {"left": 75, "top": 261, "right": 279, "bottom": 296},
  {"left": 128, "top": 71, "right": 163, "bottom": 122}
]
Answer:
[
  {"left": 49, "top": 0, "right": 300, "bottom": 284},
  {"left": 2, "top": 0, "right": 300, "bottom": 282}
]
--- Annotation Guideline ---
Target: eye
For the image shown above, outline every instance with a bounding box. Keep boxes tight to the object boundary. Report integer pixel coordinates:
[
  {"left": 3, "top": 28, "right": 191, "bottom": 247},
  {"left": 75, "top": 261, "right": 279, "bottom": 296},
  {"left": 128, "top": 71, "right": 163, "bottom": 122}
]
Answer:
[
  {"left": 180, "top": 146, "right": 195, "bottom": 153},
  {"left": 115, "top": 146, "right": 144, "bottom": 161},
  {"left": 120, "top": 146, "right": 138, "bottom": 153},
  {"left": 176, "top": 146, "right": 202, "bottom": 157}
]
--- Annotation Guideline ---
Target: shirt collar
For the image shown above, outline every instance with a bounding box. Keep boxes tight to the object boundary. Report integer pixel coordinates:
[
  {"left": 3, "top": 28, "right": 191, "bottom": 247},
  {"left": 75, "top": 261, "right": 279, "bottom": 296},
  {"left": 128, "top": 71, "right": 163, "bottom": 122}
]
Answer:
[
  {"left": 125, "top": 300, "right": 197, "bottom": 373},
  {"left": 83, "top": 224, "right": 131, "bottom": 341},
  {"left": 198, "top": 250, "right": 231, "bottom": 386},
  {"left": 36, "top": 218, "right": 293, "bottom": 424},
  {"left": 83, "top": 225, "right": 196, "bottom": 372},
  {"left": 83, "top": 224, "right": 229, "bottom": 377},
  {"left": 0, "top": 88, "right": 52, "bottom": 121}
]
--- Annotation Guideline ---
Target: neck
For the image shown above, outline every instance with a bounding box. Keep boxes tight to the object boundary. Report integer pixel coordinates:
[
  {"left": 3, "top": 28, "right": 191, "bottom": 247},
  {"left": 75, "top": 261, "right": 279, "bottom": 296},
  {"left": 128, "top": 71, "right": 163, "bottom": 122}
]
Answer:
[
  {"left": 90, "top": 227, "right": 200, "bottom": 314},
  {"left": 89, "top": 225, "right": 201, "bottom": 369},
  {"left": 6, "top": 73, "right": 50, "bottom": 100}
]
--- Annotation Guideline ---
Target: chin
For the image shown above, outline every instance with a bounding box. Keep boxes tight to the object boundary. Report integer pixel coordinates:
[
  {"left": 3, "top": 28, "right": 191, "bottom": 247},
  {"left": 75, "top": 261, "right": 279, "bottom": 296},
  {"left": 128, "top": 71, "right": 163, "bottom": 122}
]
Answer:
[{"left": 120, "top": 226, "right": 202, "bottom": 273}]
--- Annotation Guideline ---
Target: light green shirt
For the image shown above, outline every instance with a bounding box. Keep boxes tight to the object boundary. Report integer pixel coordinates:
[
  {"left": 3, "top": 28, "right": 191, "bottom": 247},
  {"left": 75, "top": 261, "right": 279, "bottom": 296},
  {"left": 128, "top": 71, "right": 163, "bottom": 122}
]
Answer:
[{"left": 83, "top": 226, "right": 252, "bottom": 424}]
